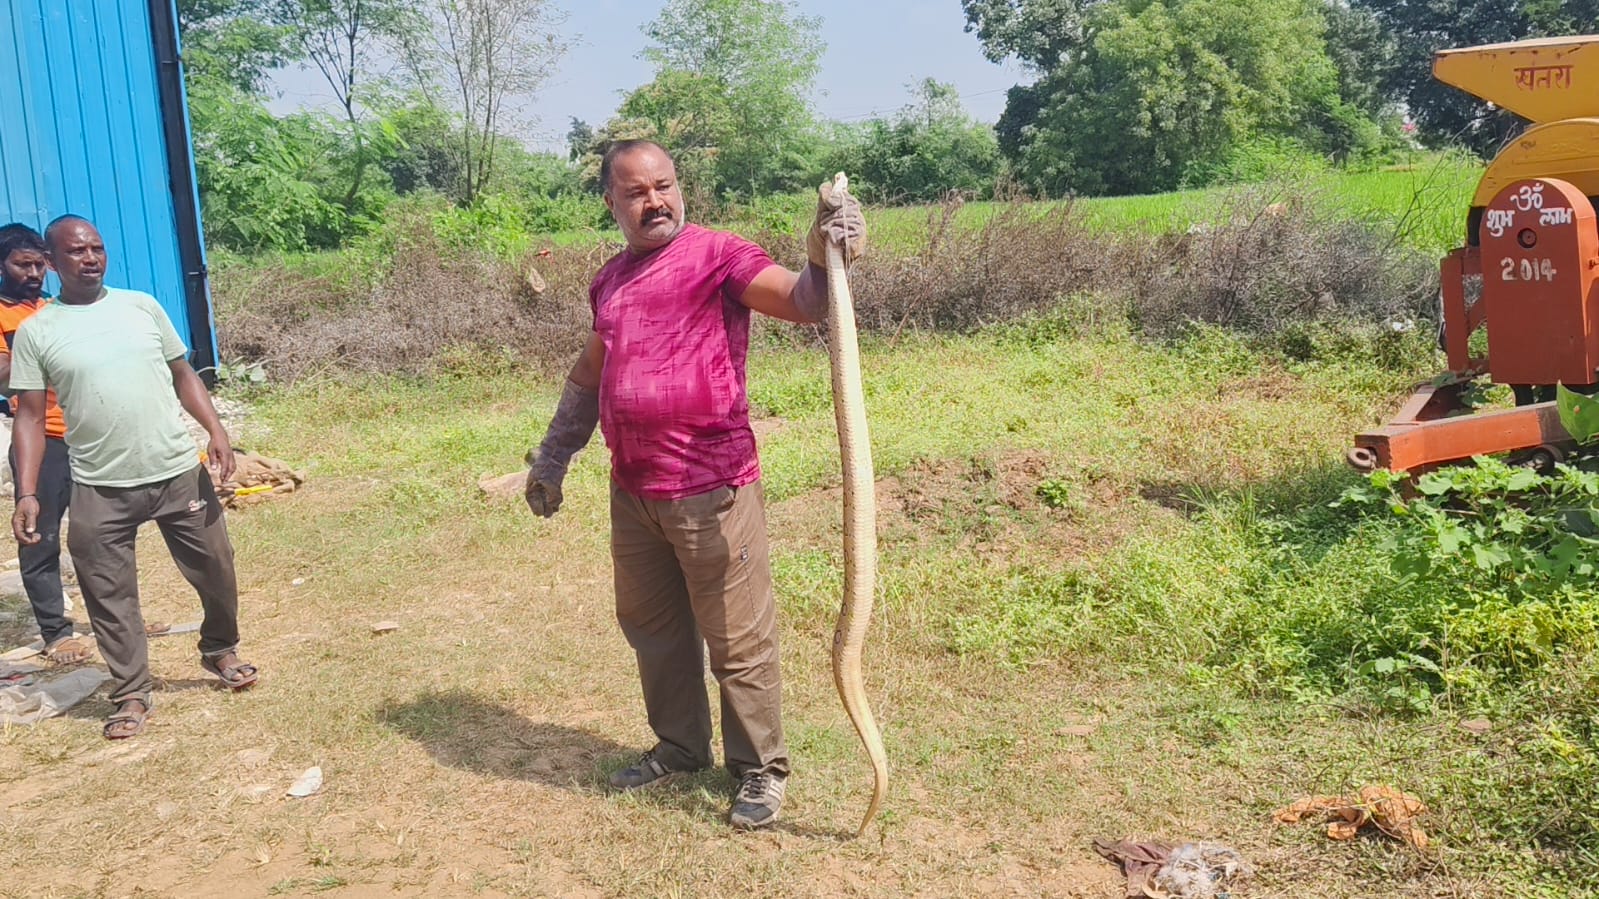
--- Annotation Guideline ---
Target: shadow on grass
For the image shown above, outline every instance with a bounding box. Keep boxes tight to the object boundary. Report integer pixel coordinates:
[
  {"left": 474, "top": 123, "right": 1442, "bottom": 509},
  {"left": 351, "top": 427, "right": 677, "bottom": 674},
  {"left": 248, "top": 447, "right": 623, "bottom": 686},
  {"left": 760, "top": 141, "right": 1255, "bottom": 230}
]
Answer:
[
  {"left": 380, "top": 688, "right": 631, "bottom": 791},
  {"left": 1136, "top": 460, "right": 1370, "bottom": 563},
  {"left": 380, "top": 689, "right": 858, "bottom": 839}
]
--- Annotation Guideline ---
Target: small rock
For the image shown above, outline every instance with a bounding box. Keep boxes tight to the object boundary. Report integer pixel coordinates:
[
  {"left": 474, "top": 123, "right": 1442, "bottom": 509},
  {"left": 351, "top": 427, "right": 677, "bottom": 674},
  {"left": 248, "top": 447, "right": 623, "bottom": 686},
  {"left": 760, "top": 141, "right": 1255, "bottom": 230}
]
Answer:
[
  {"left": 242, "top": 784, "right": 274, "bottom": 802},
  {"left": 155, "top": 801, "right": 180, "bottom": 820},
  {"left": 291, "top": 578, "right": 305, "bottom": 587},
  {"left": 371, "top": 621, "right": 400, "bottom": 635},
  {"left": 478, "top": 470, "right": 526, "bottom": 502},
  {"left": 1055, "top": 724, "right": 1098, "bottom": 738},
  {"left": 236, "top": 747, "right": 274, "bottom": 768},
  {"left": 1459, "top": 718, "right": 1492, "bottom": 736},
  {"left": 287, "top": 766, "right": 323, "bottom": 798}
]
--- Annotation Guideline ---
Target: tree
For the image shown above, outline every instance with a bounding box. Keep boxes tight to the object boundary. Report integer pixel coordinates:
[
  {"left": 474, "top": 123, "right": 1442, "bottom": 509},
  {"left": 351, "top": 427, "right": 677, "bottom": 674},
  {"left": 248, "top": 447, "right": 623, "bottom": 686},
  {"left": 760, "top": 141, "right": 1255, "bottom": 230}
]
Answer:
[
  {"left": 831, "top": 80, "right": 1000, "bottom": 204},
  {"left": 635, "top": 0, "right": 825, "bottom": 198},
  {"left": 566, "top": 118, "right": 594, "bottom": 162},
  {"left": 602, "top": 71, "right": 737, "bottom": 206},
  {"left": 188, "top": 86, "right": 349, "bottom": 251},
  {"left": 176, "top": 0, "right": 295, "bottom": 95},
  {"left": 1321, "top": 1, "right": 1397, "bottom": 122},
  {"left": 411, "top": 0, "right": 571, "bottom": 203},
  {"left": 1004, "top": 0, "right": 1368, "bottom": 196},
  {"left": 380, "top": 100, "right": 466, "bottom": 198},
  {"left": 279, "top": 0, "right": 424, "bottom": 210},
  {"left": 961, "top": 0, "right": 1113, "bottom": 72},
  {"left": 1355, "top": 0, "right": 1599, "bottom": 156}
]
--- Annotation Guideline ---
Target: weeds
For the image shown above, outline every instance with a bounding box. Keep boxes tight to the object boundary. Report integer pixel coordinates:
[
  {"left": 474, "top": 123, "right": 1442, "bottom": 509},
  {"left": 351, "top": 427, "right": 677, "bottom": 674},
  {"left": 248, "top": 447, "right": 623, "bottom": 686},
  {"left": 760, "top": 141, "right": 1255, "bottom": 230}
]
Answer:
[{"left": 212, "top": 167, "right": 1467, "bottom": 381}]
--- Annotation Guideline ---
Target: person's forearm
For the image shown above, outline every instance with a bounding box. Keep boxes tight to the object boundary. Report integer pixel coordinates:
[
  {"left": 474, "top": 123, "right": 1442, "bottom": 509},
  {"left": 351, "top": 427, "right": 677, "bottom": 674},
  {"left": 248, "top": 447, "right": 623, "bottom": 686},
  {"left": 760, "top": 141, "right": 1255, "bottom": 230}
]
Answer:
[
  {"left": 12, "top": 399, "right": 44, "bottom": 498},
  {"left": 791, "top": 263, "right": 830, "bottom": 324},
  {"left": 569, "top": 346, "right": 601, "bottom": 390},
  {"left": 530, "top": 380, "right": 599, "bottom": 473},
  {"left": 174, "top": 366, "right": 227, "bottom": 436},
  {"left": 0, "top": 355, "right": 12, "bottom": 393}
]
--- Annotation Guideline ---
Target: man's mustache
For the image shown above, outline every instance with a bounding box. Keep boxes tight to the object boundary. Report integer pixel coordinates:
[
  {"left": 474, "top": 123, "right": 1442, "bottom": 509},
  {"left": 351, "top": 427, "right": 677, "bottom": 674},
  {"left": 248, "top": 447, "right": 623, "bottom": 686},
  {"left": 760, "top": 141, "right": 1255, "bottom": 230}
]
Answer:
[{"left": 642, "top": 209, "right": 673, "bottom": 225}]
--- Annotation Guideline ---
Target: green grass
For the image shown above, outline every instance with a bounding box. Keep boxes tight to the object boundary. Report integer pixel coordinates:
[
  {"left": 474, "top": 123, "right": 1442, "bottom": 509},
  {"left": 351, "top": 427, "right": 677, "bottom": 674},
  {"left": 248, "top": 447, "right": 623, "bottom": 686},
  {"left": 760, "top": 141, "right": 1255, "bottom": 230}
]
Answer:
[
  {"left": 117, "top": 321, "right": 1572, "bottom": 894},
  {"left": 16, "top": 154, "right": 1599, "bottom": 894},
  {"left": 858, "top": 155, "right": 1482, "bottom": 257},
  {"left": 465, "top": 154, "right": 1484, "bottom": 260}
]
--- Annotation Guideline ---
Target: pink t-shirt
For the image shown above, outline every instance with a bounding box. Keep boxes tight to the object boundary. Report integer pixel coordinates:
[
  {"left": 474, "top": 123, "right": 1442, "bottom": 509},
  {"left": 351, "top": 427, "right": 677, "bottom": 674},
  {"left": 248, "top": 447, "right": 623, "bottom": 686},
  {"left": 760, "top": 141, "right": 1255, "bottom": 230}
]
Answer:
[{"left": 590, "top": 224, "right": 777, "bottom": 500}]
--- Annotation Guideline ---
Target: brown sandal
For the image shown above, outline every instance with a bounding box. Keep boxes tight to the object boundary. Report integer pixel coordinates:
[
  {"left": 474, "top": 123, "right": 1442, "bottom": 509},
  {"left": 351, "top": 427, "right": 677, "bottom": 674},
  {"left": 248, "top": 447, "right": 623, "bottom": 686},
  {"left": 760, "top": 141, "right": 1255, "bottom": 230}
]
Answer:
[
  {"left": 103, "top": 699, "right": 149, "bottom": 740},
  {"left": 201, "top": 654, "right": 259, "bottom": 691}
]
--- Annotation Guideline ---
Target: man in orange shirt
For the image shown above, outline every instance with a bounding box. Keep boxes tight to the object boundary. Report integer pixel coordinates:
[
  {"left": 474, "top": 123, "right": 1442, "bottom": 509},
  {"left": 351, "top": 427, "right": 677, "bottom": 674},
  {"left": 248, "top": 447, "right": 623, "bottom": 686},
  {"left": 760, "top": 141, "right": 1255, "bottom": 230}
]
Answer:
[{"left": 0, "top": 224, "right": 86, "bottom": 663}]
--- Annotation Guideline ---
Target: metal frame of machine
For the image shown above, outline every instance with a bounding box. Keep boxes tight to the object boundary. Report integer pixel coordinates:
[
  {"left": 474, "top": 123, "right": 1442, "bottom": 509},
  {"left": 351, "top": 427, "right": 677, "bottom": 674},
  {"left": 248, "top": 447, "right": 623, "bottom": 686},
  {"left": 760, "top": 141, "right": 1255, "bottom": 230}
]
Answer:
[{"left": 1349, "top": 36, "right": 1599, "bottom": 476}]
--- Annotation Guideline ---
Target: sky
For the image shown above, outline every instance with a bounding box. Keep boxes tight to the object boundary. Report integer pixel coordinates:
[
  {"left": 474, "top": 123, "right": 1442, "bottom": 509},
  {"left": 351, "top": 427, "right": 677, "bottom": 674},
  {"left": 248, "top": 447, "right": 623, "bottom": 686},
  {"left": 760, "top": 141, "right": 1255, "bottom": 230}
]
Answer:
[{"left": 266, "top": 0, "right": 1030, "bottom": 153}]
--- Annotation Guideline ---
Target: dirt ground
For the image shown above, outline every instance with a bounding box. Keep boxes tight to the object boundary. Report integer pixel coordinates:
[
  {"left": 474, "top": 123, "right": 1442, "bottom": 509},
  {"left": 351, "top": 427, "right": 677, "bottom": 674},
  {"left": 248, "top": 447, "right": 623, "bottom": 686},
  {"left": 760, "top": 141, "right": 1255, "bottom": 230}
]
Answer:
[
  {"left": 0, "top": 460, "right": 1481, "bottom": 899},
  {"left": 0, "top": 336, "right": 1509, "bottom": 898}
]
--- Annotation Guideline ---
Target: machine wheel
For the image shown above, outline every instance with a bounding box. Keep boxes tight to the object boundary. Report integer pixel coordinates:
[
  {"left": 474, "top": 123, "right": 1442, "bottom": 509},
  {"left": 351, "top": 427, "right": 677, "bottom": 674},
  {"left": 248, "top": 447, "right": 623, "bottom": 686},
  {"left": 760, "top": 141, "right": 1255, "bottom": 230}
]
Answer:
[
  {"left": 1512, "top": 443, "right": 1565, "bottom": 475},
  {"left": 1346, "top": 446, "right": 1378, "bottom": 473}
]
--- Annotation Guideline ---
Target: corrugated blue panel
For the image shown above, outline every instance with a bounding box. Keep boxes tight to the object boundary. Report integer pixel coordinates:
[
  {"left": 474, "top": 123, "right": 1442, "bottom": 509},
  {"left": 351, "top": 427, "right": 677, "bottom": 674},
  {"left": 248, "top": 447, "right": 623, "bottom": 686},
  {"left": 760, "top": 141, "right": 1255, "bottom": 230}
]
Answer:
[{"left": 0, "top": 0, "right": 210, "bottom": 361}]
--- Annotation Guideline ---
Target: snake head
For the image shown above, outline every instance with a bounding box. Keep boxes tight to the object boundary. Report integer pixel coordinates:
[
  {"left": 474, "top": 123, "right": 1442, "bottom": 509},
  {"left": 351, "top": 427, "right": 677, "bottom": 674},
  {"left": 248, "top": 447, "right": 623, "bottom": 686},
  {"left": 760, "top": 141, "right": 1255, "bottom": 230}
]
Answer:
[{"left": 821, "top": 172, "right": 850, "bottom": 209}]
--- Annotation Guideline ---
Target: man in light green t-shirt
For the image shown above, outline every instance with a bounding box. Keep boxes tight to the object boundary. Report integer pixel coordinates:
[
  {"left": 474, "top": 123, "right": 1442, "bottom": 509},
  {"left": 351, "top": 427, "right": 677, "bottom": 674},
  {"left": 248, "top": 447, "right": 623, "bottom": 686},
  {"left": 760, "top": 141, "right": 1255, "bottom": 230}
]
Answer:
[{"left": 9, "top": 216, "right": 259, "bottom": 740}]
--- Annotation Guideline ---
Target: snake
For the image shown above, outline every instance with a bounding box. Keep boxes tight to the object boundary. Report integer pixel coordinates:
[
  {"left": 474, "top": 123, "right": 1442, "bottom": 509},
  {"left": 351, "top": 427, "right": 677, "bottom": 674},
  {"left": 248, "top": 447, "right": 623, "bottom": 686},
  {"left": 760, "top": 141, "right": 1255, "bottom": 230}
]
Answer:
[{"left": 822, "top": 173, "right": 888, "bottom": 838}]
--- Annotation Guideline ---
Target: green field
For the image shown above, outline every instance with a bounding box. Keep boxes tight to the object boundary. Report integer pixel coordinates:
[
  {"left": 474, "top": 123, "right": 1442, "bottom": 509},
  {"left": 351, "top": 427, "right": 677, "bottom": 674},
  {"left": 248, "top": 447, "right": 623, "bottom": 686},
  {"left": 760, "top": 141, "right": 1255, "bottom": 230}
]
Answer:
[{"left": 858, "top": 156, "right": 1482, "bottom": 257}]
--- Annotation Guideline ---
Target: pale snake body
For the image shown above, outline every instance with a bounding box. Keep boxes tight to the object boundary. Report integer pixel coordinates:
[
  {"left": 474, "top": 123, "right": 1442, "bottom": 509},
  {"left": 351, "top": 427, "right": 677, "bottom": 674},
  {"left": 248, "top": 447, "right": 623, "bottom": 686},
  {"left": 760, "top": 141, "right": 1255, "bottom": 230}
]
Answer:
[{"left": 822, "top": 173, "right": 888, "bottom": 838}]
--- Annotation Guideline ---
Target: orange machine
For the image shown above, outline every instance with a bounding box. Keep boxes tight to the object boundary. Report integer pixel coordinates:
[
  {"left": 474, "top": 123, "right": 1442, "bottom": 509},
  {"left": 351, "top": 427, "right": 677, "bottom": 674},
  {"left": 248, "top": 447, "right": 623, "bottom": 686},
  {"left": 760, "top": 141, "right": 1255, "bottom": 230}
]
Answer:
[{"left": 1348, "top": 36, "right": 1599, "bottom": 476}]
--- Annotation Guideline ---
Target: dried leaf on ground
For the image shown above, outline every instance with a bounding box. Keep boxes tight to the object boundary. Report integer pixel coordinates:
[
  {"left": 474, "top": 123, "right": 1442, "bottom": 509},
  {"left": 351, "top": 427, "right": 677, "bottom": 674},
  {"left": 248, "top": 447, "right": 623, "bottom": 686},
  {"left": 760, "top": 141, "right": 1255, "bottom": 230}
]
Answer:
[{"left": 1273, "top": 785, "right": 1429, "bottom": 849}]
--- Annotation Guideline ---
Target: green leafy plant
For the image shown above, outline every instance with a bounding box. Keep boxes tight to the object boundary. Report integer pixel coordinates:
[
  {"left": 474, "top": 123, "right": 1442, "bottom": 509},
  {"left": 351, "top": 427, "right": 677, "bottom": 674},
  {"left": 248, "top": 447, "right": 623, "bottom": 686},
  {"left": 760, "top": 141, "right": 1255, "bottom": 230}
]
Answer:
[
  {"left": 1035, "top": 478, "right": 1075, "bottom": 510},
  {"left": 1558, "top": 383, "right": 1599, "bottom": 445},
  {"left": 1341, "top": 458, "right": 1599, "bottom": 586},
  {"left": 204, "top": 358, "right": 268, "bottom": 388}
]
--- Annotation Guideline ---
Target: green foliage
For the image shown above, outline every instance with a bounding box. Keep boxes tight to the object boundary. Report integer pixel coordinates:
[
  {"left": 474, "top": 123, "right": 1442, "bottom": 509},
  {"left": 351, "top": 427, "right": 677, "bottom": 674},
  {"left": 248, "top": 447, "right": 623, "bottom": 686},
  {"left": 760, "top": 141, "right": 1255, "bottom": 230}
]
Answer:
[
  {"left": 1034, "top": 478, "right": 1076, "bottom": 510},
  {"left": 1179, "top": 135, "right": 1329, "bottom": 189},
  {"left": 1001, "top": 0, "right": 1384, "bottom": 196},
  {"left": 961, "top": 0, "right": 1108, "bottom": 72},
  {"left": 1327, "top": 459, "right": 1599, "bottom": 696},
  {"left": 1342, "top": 461, "right": 1599, "bottom": 590},
  {"left": 610, "top": 0, "right": 825, "bottom": 199},
  {"left": 1355, "top": 0, "right": 1599, "bottom": 156},
  {"left": 204, "top": 358, "right": 270, "bottom": 391},
  {"left": 1558, "top": 384, "right": 1599, "bottom": 445},
  {"left": 189, "top": 84, "right": 363, "bottom": 251},
  {"left": 982, "top": 0, "right": 1395, "bottom": 196},
  {"left": 826, "top": 80, "right": 1001, "bottom": 204},
  {"left": 427, "top": 191, "right": 608, "bottom": 260},
  {"left": 177, "top": 0, "right": 296, "bottom": 94}
]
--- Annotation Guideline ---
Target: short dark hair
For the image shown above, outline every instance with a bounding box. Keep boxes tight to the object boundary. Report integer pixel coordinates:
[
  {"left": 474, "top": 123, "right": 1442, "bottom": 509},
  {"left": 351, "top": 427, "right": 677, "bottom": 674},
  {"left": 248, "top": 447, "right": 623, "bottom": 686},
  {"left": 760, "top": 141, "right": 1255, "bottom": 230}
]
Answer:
[
  {"left": 0, "top": 223, "right": 46, "bottom": 264},
  {"left": 599, "top": 140, "right": 673, "bottom": 193},
  {"left": 43, "top": 214, "right": 94, "bottom": 250}
]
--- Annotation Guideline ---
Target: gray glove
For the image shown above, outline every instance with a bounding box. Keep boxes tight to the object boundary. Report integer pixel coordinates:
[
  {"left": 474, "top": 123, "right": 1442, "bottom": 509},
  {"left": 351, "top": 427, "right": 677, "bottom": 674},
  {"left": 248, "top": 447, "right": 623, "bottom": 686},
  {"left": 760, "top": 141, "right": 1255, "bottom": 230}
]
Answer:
[
  {"left": 806, "top": 172, "right": 866, "bottom": 269},
  {"left": 525, "top": 379, "right": 599, "bottom": 518}
]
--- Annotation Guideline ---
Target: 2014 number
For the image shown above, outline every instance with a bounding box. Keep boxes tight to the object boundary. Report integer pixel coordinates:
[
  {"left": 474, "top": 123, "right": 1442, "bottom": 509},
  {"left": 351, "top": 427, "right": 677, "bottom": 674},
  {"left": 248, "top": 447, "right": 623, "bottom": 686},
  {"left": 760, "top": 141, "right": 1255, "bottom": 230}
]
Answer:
[{"left": 1500, "top": 257, "right": 1558, "bottom": 281}]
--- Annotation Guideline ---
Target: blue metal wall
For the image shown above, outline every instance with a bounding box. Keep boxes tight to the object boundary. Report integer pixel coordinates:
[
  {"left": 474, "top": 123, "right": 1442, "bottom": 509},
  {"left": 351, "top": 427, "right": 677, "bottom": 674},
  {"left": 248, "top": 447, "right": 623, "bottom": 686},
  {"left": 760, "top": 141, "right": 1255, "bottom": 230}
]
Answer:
[{"left": 0, "top": 0, "right": 216, "bottom": 367}]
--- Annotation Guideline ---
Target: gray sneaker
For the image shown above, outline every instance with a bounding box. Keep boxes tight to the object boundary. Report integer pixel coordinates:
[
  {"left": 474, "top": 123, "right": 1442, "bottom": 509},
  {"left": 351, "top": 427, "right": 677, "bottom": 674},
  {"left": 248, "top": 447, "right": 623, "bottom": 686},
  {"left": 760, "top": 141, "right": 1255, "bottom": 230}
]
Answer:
[
  {"left": 729, "top": 771, "right": 786, "bottom": 829},
  {"left": 609, "top": 749, "right": 694, "bottom": 791}
]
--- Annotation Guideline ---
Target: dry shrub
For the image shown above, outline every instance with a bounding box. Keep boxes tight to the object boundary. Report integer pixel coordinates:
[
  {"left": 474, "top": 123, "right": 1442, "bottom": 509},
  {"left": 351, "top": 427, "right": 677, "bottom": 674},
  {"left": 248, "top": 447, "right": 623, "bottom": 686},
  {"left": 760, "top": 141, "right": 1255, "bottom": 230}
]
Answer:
[
  {"left": 845, "top": 198, "right": 1127, "bottom": 336},
  {"left": 214, "top": 183, "right": 1441, "bottom": 380},
  {"left": 218, "top": 221, "right": 611, "bottom": 382},
  {"left": 1122, "top": 187, "right": 1438, "bottom": 339}
]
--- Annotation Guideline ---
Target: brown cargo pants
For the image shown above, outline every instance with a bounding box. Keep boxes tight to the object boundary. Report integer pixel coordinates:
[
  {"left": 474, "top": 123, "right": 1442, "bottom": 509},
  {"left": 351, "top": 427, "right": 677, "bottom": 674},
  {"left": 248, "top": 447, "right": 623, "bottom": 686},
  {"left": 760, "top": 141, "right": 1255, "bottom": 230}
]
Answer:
[
  {"left": 69, "top": 465, "right": 241, "bottom": 705},
  {"left": 610, "top": 479, "right": 789, "bottom": 779}
]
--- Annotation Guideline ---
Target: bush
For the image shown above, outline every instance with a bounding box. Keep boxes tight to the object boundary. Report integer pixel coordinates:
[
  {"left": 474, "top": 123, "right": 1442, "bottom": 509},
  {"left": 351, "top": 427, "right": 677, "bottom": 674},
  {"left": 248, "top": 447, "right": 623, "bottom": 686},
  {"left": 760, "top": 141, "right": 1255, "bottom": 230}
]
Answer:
[
  {"left": 213, "top": 175, "right": 1445, "bottom": 379},
  {"left": 1180, "top": 136, "right": 1331, "bottom": 188},
  {"left": 216, "top": 210, "right": 604, "bottom": 382},
  {"left": 1123, "top": 183, "right": 1437, "bottom": 340}
]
